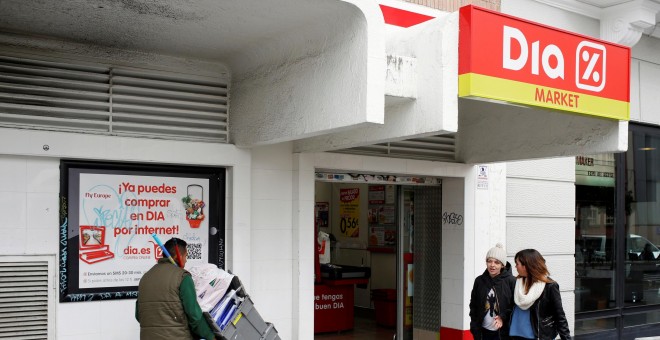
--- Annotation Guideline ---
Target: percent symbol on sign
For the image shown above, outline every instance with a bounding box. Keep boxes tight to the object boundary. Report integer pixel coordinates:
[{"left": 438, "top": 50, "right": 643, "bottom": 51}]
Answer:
[{"left": 581, "top": 50, "right": 600, "bottom": 82}]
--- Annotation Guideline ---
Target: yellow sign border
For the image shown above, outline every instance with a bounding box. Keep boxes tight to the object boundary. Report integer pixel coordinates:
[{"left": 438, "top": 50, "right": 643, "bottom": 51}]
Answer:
[{"left": 458, "top": 73, "right": 629, "bottom": 121}]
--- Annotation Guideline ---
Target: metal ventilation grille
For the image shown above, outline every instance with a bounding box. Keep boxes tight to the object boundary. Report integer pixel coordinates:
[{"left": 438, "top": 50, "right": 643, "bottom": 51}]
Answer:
[
  {"left": 334, "top": 134, "right": 456, "bottom": 162},
  {"left": 0, "top": 261, "right": 48, "bottom": 340},
  {"left": 0, "top": 55, "right": 228, "bottom": 142}
]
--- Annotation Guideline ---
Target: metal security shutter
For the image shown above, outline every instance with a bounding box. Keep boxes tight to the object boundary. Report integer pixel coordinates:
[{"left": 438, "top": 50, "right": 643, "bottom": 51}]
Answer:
[
  {"left": 413, "top": 186, "right": 442, "bottom": 332},
  {"left": 0, "top": 261, "right": 48, "bottom": 340},
  {"left": 335, "top": 134, "right": 456, "bottom": 162},
  {"left": 0, "top": 55, "right": 228, "bottom": 142}
]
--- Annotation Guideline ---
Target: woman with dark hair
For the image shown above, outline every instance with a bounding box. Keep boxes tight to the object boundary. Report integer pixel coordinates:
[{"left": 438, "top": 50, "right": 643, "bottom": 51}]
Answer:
[{"left": 509, "top": 249, "right": 571, "bottom": 340}]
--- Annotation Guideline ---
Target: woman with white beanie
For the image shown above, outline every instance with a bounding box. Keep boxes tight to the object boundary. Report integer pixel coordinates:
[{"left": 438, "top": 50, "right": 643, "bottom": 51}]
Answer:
[
  {"left": 469, "top": 243, "right": 517, "bottom": 340},
  {"left": 509, "top": 249, "right": 571, "bottom": 340}
]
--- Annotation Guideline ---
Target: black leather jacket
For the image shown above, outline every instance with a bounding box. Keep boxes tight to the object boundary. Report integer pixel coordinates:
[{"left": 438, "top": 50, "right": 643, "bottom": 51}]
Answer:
[
  {"left": 469, "top": 262, "right": 517, "bottom": 340},
  {"left": 529, "top": 281, "right": 572, "bottom": 340}
]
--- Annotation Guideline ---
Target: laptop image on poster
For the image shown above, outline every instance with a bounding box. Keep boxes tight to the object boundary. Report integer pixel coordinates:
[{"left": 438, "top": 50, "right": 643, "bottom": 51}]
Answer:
[{"left": 79, "top": 225, "right": 115, "bottom": 264}]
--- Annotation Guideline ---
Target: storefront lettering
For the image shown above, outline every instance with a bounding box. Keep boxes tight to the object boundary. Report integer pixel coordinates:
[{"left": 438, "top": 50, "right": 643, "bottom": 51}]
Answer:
[
  {"left": 314, "top": 293, "right": 345, "bottom": 310},
  {"left": 576, "top": 156, "right": 594, "bottom": 166},
  {"left": 113, "top": 225, "right": 180, "bottom": 237},
  {"left": 535, "top": 87, "right": 580, "bottom": 108},
  {"left": 587, "top": 171, "right": 613, "bottom": 178},
  {"left": 118, "top": 182, "right": 177, "bottom": 195},
  {"left": 84, "top": 192, "right": 112, "bottom": 199},
  {"left": 340, "top": 188, "right": 359, "bottom": 202},
  {"left": 124, "top": 198, "right": 171, "bottom": 209},
  {"left": 503, "top": 25, "right": 564, "bottom": 79},
  {"left": 131, "top": 211, "right": 166, "bottom": 221}
]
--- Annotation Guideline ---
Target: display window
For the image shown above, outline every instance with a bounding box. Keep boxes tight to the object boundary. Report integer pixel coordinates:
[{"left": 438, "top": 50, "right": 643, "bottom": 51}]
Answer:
[{"left": 575, "top": 124, "right": 660, "bottom": 339}]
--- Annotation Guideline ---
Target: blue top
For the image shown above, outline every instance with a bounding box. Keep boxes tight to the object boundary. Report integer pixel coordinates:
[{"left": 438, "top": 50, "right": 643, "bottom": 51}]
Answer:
[{"left": 510, "top": 305, "right": 535, "bottom": 339}]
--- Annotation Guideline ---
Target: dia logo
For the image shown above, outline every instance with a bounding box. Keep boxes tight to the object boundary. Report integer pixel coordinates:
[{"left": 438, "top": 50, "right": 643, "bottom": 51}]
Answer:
[
  {"left": 576, "top": 41, "right": 606, "bottom": 92},
  {"left": 502, "top": 25, "right": 608, "bottom": 93},
  {"left": 503, "top": 26, "right": 565, "bottom": 80}
]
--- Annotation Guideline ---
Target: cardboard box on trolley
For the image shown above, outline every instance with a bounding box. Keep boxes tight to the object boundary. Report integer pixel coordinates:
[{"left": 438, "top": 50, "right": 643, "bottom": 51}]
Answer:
[{"left": 203, "top": 276, "right": 281, "bottom": 340}]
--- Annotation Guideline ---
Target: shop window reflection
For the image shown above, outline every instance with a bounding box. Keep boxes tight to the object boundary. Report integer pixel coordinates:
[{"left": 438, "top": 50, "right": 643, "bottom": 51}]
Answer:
[
  {"left": 624, "top": 310, "right": 660, "bottom": 327},
  {"left": 624, "top": 130, "right": 660, "bottom": 308},
  {"left": 574, "top": 317, "right": 616, "bottom": 336},
  {"left": 576, "top": 129, "right": 660, "bottom": 336},
  {"left": 575, "top": 154, "right": 616, "bottom": 313}
]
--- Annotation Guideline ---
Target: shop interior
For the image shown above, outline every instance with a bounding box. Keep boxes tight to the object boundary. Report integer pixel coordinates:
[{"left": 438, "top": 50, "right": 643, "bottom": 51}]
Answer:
[{"left": 313, "top": 174, "right": 442, "bottom": 340}]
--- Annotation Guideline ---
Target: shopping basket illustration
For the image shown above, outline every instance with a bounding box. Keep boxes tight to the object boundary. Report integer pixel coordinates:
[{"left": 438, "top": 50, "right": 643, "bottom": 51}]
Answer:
[{"left": 182, "top": 184, "right": 205, "bottom": 228}]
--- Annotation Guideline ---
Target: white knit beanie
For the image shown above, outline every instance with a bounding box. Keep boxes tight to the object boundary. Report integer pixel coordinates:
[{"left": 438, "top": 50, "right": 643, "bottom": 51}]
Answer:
[{"left": 486, "top": 243, "right": 507, "bottom": 265}]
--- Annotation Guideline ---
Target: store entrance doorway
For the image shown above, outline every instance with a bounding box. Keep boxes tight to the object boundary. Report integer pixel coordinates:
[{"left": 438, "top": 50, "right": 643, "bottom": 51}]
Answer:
[{"left": 313, "top": 177, "right": 442, "bottom": 339}]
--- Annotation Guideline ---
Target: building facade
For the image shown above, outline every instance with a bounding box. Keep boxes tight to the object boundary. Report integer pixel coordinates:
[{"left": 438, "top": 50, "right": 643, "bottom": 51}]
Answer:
[{"left": 0, "top": 0, "right": 657, "bottom": 339}]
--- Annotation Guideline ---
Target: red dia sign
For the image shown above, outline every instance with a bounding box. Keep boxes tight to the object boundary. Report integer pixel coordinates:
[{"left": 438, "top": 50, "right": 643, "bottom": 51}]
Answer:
[{"left": 458, "top": 5, "right": 630, "bottom": 120}]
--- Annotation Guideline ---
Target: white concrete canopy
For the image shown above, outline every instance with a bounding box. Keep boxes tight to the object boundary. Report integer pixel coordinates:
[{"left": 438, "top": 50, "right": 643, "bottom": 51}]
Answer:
[
  {"left": 456, "top": 97, "right": 627, "bottom": 163},
  {"left": 0, "top": 0, "right": 367, "bottom": 62},
  {"left": 294, "top": 10, "right": 459, "bottom": 152},
  {"left": 0, "top": 0, "right": 387, "bottom": 146},
  {"left": 0, "top": 0, "right": 632, "bottom": 164},
  {"left": 229, "top": 1, "right": 386, "bottom": 146}
]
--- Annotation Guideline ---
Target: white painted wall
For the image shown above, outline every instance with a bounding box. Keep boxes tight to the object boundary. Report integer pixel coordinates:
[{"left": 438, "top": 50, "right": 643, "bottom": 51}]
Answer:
[
  {"left": 631, "top": 58, "right": 642, "bottom": 122},
  {"left": 635, "top": 59, "right": 660, "bottom": 125},
  {"left": 249, "top": 143, "right": 295, "bottom": 338},
  {"left": 441, "top": 177, "right": 466, "bottom": 334},
  {"left": 0, "top": 128, "right": 251, "bottom": 340},
  {"left": 506, "top": 157, "right": 576, "bottom": 335},
  {"left": 630, "top": 36, "right": 660, "bottom": 125},
  {"left": 457, "top": 163, "right": 507, "bottom": 332},
  {"left": 501, "top": 0, "right": 599, "bottom": 38}
]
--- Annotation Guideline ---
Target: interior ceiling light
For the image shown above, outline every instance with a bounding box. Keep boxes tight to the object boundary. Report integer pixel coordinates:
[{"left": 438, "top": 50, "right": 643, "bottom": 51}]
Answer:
[{"left": 639, "top": 147, "right": 656, "bottom": 151}]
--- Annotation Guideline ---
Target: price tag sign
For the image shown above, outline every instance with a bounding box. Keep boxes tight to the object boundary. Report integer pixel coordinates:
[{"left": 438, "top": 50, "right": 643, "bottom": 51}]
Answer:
[{"left": 339, "top": 188, "right": 360, "bottom": 237}]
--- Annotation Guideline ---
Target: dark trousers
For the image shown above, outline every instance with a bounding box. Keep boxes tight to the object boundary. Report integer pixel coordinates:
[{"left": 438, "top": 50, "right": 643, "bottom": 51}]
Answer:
[
  {"left": 510, "top": 337, "right": 533, "bottom": 340},
  {"left": 481, "top": 328, "right": 500, "bottom": 340}
]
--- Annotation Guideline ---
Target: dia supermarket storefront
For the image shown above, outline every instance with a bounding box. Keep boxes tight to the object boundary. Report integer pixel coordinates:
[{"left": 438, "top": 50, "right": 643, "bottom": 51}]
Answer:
[{"left": 0, "top": 1, "right": 631, "bottom": 339}]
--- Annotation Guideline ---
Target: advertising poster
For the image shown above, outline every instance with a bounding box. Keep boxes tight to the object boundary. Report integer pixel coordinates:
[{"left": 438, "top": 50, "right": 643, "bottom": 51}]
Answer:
[
  {"left": 367, "top": 184, "right": 396, "bottom": 249},
  {"left": 59, "top": 161, "right": 225, "bottom": 302},
  {"left": 369, "top": 226, "right": 385, "bottom": 246},
  {"left": 385, "top": 185, "right": 396, "bottom": 204},
  {"left": 339, "top": 188, "right": 360, "bottom": 237},
  {"left": 368, "top": 186, "right": 385, "bottom": 204},
  {"left": 315, "top": 202, "right": 329, "bottom": 229},
  {"left": 77, "top": 174, "right": 209, "bottom": 289}
]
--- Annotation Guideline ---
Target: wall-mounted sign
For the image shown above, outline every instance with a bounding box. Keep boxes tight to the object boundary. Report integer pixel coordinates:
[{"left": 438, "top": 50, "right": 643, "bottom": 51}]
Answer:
[
  {"left": 315, "top": 172, "right": 440, "bottom": 185},
  {"left": 339, "top": 188, "right": 360, "bottom": 237},
  {"left": 59, "top": 161, "right": 225, "bottom": 302},
  {"left": 575, "top": 154, "right": 615, "bottom": 187},
  {"left": 459, "top": 5, "right": 630, "bottom": 120},
  {"left": 477, "top": 165, "right": 489, "bottom": 190},
  {"left": 315, "top": 202, "right": 330, "bottom": 229}
]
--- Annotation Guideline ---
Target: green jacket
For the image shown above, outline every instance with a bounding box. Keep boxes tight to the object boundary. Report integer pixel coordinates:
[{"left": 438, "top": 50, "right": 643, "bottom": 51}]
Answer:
[{"left": 136, "top": 259, "right": 215, "bottom": 340}]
